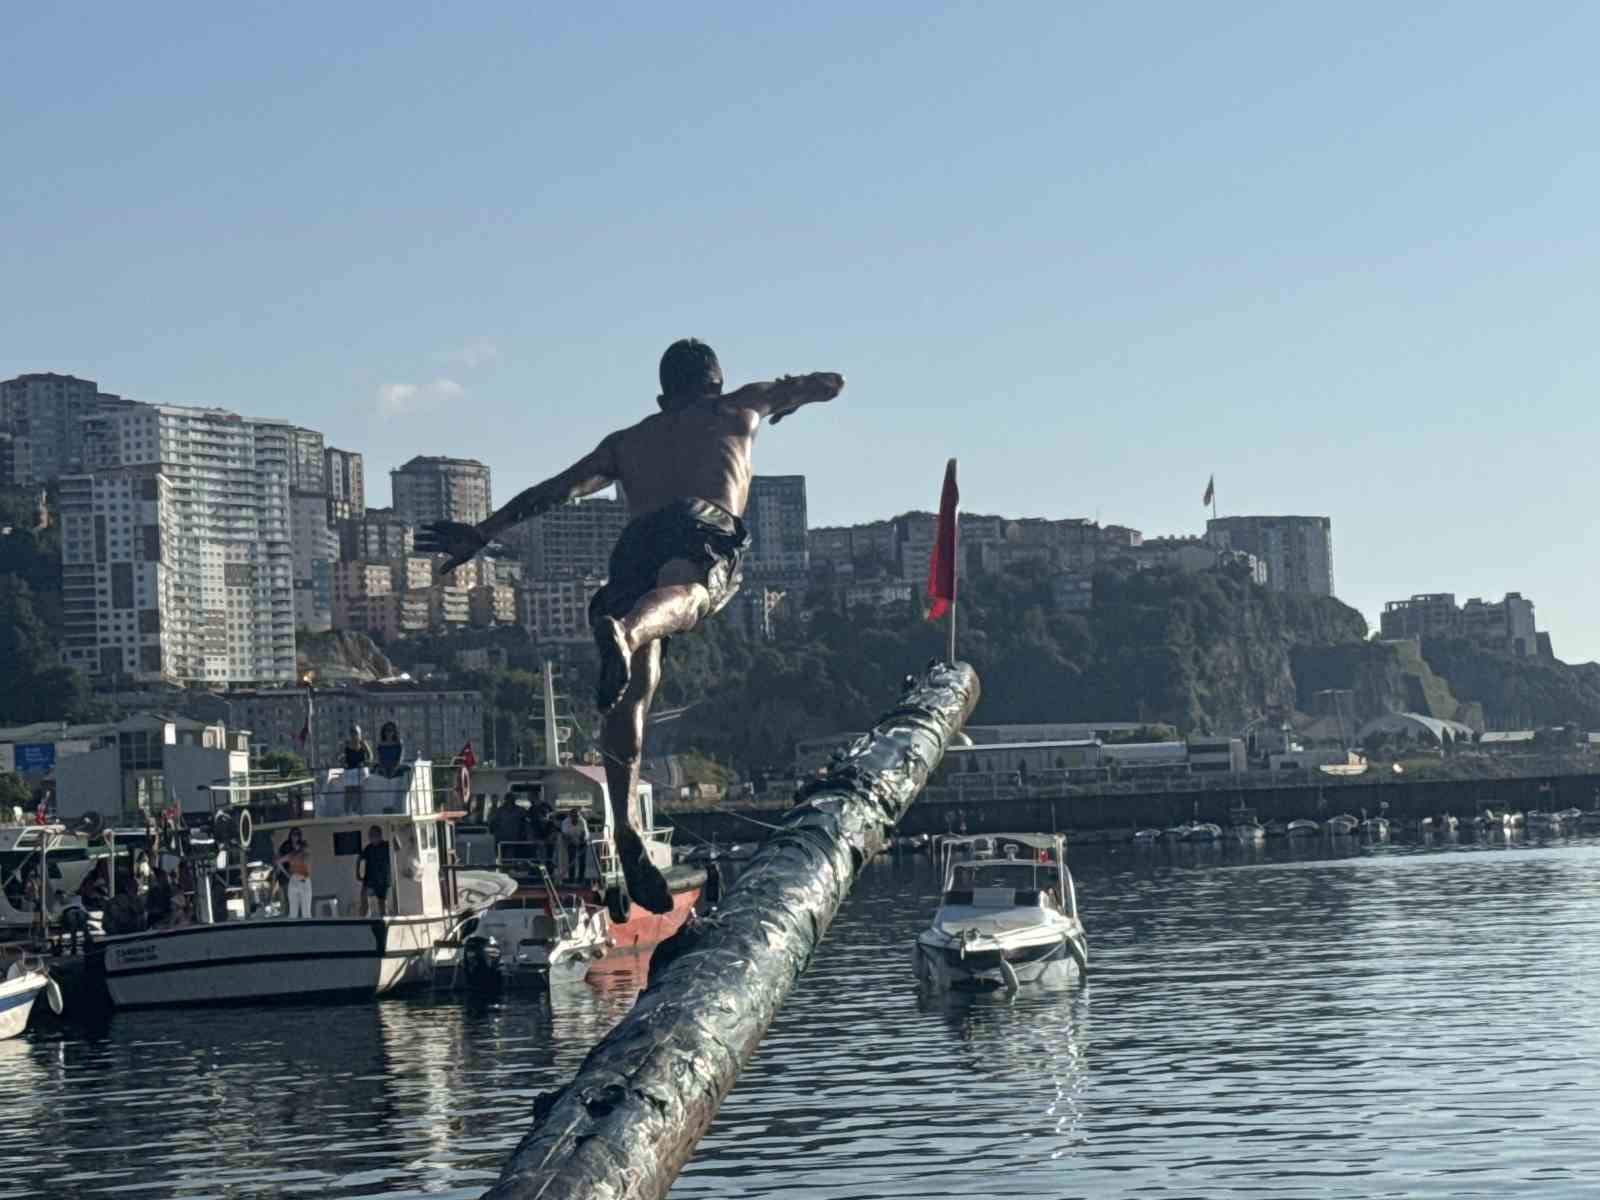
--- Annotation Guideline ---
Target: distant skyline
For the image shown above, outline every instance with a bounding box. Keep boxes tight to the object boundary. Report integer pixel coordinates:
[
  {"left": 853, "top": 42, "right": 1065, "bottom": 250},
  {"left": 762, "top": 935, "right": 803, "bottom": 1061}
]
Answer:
[{"left": 4, "top": 3, "right": 1596, "bottom": 660}]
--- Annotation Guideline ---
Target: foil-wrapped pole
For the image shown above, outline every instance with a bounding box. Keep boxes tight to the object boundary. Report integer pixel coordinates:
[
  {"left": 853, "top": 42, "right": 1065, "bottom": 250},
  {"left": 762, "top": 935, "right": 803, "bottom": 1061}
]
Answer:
[{"left": 483, "top": 660, "right": 980, "bottom": 1200}]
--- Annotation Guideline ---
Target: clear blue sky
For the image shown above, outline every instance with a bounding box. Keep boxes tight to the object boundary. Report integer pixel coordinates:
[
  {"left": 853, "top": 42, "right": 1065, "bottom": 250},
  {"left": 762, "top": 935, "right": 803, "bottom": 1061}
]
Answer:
[{"left": 4, "top": 3, "right": 1597, "bottom": 660}]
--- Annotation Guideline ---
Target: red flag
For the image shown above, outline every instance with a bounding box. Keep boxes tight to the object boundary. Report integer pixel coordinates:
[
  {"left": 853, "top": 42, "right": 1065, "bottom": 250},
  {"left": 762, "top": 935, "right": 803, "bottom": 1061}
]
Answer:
[
  {"left": 925, "top": 459, "right": 959, "bottom": 621},
  {"left": 458, "top": 742, "right": 478, "bottom": 770},
  {"left": 1202, "top": 475, "right": 1215, "bottom": 507}
]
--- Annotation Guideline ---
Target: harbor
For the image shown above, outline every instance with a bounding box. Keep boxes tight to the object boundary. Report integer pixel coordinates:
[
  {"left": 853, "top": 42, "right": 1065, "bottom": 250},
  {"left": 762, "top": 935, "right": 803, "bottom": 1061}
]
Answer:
[{"left": 6, "top": 822, "right": 1600, "bottom": 1198}]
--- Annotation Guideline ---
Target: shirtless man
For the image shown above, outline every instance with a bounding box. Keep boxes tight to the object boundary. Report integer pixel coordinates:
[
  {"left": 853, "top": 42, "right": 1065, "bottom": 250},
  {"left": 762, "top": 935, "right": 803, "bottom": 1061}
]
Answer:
[{"left": 418, "top": 339, "right": 844, "bottom": 916}]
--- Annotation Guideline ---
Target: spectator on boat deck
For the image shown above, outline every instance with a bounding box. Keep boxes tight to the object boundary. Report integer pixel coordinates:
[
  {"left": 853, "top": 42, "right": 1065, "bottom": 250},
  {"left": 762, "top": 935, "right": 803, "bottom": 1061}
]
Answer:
[
  {"left": 376, "top": 722, "right": 405, "bottom": 778},
  {"left": 343, "top": 726, "right": 373, "bottom": 814},
  {"left": 78, "top": 860, "right": 109, "bottom": 907},
  {"left": 58, "top": 889, "right": 90, "bottom": 954},
  {"left": 357, "top": 825, "right": 393, "bottom": 917},
  {"left": 491, "top": 797, "right": 528, "bottom": 850},
  {"left": 531, "top": 798, "right": 558, "bottom": 867},
  {"left": 145, "top": 869, "right": 176, "bottom": 927},
  {"left": 277, "top": 827, "right": 314, "bottom": 919},
  {"left": 561, "top": 809, "right": 591, "bottom": 883}
]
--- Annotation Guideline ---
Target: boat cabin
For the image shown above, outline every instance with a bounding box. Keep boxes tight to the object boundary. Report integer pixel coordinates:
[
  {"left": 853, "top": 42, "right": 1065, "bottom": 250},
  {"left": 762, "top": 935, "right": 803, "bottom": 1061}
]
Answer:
[{"left": 938, "top": 833, "right": 1077, "bottom": 919}]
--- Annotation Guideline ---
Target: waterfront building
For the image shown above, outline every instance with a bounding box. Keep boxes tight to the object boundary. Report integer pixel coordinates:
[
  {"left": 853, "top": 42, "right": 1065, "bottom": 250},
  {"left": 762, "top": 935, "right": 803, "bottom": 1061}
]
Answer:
[
  {"left": 1206, "top": 515, "right": 1333, "bottom": 596},
  {"left": 391, "top": 455, "right": 491, "bottom": 527},
  {"left": 0, "top": 714, "right": 250, "bottom": 820}
]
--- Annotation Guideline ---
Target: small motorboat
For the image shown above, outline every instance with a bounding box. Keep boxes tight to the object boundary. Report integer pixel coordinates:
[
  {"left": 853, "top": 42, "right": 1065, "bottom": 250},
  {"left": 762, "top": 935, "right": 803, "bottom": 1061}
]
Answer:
[
  {"left": 1263, "top": 820, "right": 1288, "bottom": 839},
  {"left": 1232, "top": 821, "right": 1266, "bottom": 844},
  {"left": 1159, "top": 825, "right": 1187, "bottom": 843},
  {"left": 1, "top": 958, "right": 61, "bottom": 1039},
  {"left": 1179, "top": 822, "right": 1223, "bottom": 843},
  {"left": 1132, "top": 829, "right": 1161, "bottom": 846},
  {"left": 461, "top": 869, "right": 610, "bottom": 990},
  {"left": 1359, "top": 805, "right": 1390, "bottom": 839},
  {"left": 1525, "top": 810, "right": 1564, "bottom": 832},
  {"left": 914, "top": 834, "right": 1088, "bottom": 995},
  {"left": 1285, "top": 819, "right": 1320, "bottom": 838},
  {"left": 1326, "top": 813, "right": 1360, "bottom": 837}
]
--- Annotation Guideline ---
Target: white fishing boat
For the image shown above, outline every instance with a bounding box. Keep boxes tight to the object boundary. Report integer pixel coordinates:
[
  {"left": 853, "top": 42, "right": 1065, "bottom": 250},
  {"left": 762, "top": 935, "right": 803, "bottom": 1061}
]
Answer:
[
  {"left": 460, "top": 867, "right": 610, "bottom": 989},
  {"left": 93, "top": 765, "right": 514, "bottom": 1008},
  {"left": 914, "top": 833, "right": 1088, "bottom": 995},
  {"left": 0, "top": 958, "right": 61, "bottom": 1039},
  {"left": 0, "top": 824, "right": 108, "bottom": 934}
]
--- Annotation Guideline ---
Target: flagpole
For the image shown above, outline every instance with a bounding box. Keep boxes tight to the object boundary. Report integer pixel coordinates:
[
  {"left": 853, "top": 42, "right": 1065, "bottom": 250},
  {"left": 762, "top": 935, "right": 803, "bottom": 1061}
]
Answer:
[{"left": 949, "top": 460, "right": 959, "bottom": 663}]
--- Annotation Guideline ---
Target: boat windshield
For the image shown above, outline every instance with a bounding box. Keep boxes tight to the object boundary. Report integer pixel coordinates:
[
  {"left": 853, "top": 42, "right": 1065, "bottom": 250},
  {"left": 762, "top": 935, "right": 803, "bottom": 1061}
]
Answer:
[{"left": 948, "top": 861, "right": 1054, "bottom": 892}]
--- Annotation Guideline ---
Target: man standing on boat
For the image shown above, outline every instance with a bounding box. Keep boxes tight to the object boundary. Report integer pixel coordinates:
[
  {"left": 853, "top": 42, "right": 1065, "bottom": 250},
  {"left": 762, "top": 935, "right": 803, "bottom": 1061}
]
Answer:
[{"left": 419, "top": 340, "right": 844, "bottom": 916}]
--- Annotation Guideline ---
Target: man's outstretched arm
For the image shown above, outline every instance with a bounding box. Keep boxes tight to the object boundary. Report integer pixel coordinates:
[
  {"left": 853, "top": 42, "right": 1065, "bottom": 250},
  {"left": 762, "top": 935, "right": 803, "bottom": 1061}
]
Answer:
[
  {"left": 724, "top": 372, "right": 845, "bottom": 425},
  {"left": 418, "top": 435, "right": 620, "bottom": 573}
]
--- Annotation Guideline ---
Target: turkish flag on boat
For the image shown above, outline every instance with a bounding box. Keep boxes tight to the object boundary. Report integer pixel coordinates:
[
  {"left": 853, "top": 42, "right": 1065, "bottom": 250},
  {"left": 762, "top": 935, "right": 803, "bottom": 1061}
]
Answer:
[
  {"left": 925, "top": 459, "right": 959, "bottom": 621},
  {"left": 458, "top": 742, "right": 478, "bottom": 770}
]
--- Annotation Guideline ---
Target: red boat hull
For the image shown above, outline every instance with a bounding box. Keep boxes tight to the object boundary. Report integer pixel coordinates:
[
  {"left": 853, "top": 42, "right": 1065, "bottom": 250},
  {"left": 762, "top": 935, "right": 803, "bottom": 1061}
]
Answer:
[{"left": 510, "top": 867, "right": 703, "bottom": 958}]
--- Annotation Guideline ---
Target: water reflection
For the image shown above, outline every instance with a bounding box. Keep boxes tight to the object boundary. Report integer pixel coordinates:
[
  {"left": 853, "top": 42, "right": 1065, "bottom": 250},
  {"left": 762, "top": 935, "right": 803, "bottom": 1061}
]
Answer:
[{"left": 4, "top": 833, "right": 1600, "bottom": 1198}]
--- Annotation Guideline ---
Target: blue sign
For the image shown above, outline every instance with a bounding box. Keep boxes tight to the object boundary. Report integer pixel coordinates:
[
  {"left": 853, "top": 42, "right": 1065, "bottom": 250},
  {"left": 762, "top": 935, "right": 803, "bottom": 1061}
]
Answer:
[{"left": 13, "top": 743, "right": 56, "bottom": 775}]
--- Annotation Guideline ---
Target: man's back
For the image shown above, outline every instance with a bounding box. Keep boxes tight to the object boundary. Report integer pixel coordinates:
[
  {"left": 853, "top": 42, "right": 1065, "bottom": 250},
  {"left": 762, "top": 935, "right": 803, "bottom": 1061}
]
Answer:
[{"left": 611, "top": 399, "right": 758, "bottom": 520}]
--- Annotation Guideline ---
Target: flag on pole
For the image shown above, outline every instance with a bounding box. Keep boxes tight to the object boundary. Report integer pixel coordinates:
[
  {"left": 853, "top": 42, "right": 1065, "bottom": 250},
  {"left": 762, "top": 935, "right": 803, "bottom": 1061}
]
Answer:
[
  {"left": 296, "top": 684, "right": 313, "bottom": 747},
  {"left": 1202, "top": 475, "right": 1215, "bottom": 507},
  {"left": 925, "top": 459, "right": 959, "bottom": 621}
]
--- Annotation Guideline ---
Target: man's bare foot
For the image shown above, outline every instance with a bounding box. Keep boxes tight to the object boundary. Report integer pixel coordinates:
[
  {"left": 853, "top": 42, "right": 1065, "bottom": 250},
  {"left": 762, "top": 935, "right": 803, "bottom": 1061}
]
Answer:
[
  {"left": 615, "top": 827, "right": 674, "bottom": 916},
  {"left": 593, "top": 617, "right": 630, "bottom": 712}
]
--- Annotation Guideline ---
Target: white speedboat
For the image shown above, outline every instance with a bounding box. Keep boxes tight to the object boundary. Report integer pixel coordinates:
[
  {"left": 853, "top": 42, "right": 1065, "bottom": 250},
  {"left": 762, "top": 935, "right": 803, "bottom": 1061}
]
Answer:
[
  {"left": 1326, "top": 813, "right": 1359, "bottom": 837},
  {"left": 1286, "top": 819, "right": 1320, "bottom": 838},
  {"left": 93, "top": 766, "right": 515, "bottom": 1008},
  {"left": 1132, "top": 829, "right": 1161, "bottom": 846},
  {"left": 914, "top": 834, "right": 1087, "bottom": 995},
  {"left": 0, "top": 959, "right": 61, "bottom": 1039},
  {"left": 460, "top": 868, "right": 610, "bottom": 989},
  {"left": 1359, "top": 806, "right": 1390, "bottom": 839},
  {"left": 1179, "top": 821, "right": 1223, "bottom": 843}
]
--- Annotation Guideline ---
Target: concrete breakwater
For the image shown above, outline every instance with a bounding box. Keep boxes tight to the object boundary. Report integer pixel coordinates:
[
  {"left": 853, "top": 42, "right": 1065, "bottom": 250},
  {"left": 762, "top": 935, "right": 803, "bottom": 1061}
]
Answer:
[{"left": 662, "top": 771, "right": 1600, "bottom": 846}]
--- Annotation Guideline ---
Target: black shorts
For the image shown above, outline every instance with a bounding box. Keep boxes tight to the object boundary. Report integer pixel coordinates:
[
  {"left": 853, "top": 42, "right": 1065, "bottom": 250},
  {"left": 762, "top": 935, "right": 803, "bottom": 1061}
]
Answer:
[
  {"left": 365, "top": 882, "right": 390, "bottom": 899},
  {"left": 588, "top": 498, "right": 750, "bottom": 628}
]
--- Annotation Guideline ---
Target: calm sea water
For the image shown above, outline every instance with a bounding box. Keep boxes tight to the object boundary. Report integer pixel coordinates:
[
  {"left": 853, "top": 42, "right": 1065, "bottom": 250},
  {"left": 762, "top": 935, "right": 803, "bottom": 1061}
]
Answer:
[{"left": 8, "top": 830, "right": 1600, "bottom": 1200}]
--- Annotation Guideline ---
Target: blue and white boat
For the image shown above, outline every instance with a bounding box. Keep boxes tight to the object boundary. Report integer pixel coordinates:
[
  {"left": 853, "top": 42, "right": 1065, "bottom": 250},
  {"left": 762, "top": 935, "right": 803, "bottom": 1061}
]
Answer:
[{"left": 1, "top": 960, "right": 60, "bottom": 1039}]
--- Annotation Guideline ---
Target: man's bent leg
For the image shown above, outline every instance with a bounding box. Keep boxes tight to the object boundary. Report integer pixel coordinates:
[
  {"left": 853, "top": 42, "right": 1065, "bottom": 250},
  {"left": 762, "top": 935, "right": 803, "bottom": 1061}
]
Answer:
[
  {"left": 594, "top": 560, "right": 711, "bottom": 712},
  {"left": 600, "top": 642, "right": 674, "bottom": 916}
]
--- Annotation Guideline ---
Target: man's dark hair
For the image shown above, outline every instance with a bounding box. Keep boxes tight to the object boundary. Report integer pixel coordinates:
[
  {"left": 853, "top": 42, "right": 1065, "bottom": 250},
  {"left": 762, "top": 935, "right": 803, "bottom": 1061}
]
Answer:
[{"left": 659, "top": 339, "right": 722, "bottom": 406}]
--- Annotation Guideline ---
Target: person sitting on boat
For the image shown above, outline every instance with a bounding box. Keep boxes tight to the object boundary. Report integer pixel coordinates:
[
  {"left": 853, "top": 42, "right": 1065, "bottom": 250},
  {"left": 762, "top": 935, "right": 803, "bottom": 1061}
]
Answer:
[
  {"left": 77, "top": 860, "right": 109, "bottom": 908},
  {"left": 145, "top": 868, "right": 176, "bottom": 928},
  {"left": 376, "top": 722, "right": 405, "bottom": 778},
  {"left": 491, "top": 797, "right": 528, "bottom": 852},
  {"left": 561, "top": 809, "right": 591, "bottom": 884},
  {"left": 277, "top": 827, "right": 314, "bottom": 919},
  {"left": 357, "top": 825, "right": 392, "bottom": 918}
]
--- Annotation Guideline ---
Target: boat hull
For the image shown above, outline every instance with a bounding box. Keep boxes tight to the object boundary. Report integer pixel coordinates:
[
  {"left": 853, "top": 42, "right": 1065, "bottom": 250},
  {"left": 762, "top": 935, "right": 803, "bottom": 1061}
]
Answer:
[
  {"left": 511, "top": 866, "right": 704, "bottom": 961},
  {"left": 914, "top": 935, "right": 1082, "bottom": 992},
  {"left": 97, "top": 915, "right": 453, "bottom": 1009},
  {"left": 0, "top": 972, "right": 47, "bottom": 1038}
]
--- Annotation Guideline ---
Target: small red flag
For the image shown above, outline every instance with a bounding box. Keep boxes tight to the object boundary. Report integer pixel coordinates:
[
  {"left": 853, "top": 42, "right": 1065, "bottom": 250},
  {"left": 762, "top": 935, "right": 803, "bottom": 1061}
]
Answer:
[
  {"left": 925, "top": 459, "right": 959, "bottom": 621},
  {"left": 458, "top": 742, "right": 478, "bottom": 770}
]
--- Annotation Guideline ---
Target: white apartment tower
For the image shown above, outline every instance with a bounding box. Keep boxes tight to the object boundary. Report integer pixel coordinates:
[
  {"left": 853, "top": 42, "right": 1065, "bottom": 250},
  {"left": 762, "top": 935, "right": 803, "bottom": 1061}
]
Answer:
[
  {"left": 59, "top": 468, "right": 183, "bottom": 683},
  {"left": 77, "top": 404, "right": 298, "bottom": 684}
]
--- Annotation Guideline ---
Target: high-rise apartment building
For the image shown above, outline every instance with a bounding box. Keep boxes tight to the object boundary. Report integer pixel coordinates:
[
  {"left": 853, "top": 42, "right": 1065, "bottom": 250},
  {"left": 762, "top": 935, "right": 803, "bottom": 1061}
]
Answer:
[
  {"left": 324, "top": 446, "right": 365, "bottom": 523},
  {"left": 1206, "top": 515, "right": 1334, "bottom": 597},
  {"left": 1, "top": 373, "right": 128, "bottom": 484},
  {"left": 745, "top": 475, "right": 808, "bottom": 582},
  {"left": 1382, "top": 591, "right": 1540, "bottom": 657},
  {"left": 59, "top": 468, "right": 183, "bottom": 683},
  {"left": 287, "top": 426, "right": 325, "bottom": 493},
  {"left": 290, "top": 490, "right": 337, "bottom": 634},
  {"left": 76, "top": 404, "right": 298, "bottom": 683},
  {"left": 342, "top": 507, "right": 414, "bottom": 562},
  {"left": 521, "top": 495, "right": 630, "bottom": 579},
  {"left": 390, "top": 455, "right": 491, "bottom": 527}
]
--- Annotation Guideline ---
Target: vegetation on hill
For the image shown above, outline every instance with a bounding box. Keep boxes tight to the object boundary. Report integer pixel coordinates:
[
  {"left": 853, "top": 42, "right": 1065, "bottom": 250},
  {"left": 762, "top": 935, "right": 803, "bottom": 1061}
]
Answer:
[{"left": 1419, "top": 638, "right": 1600, "bottom": 729}]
